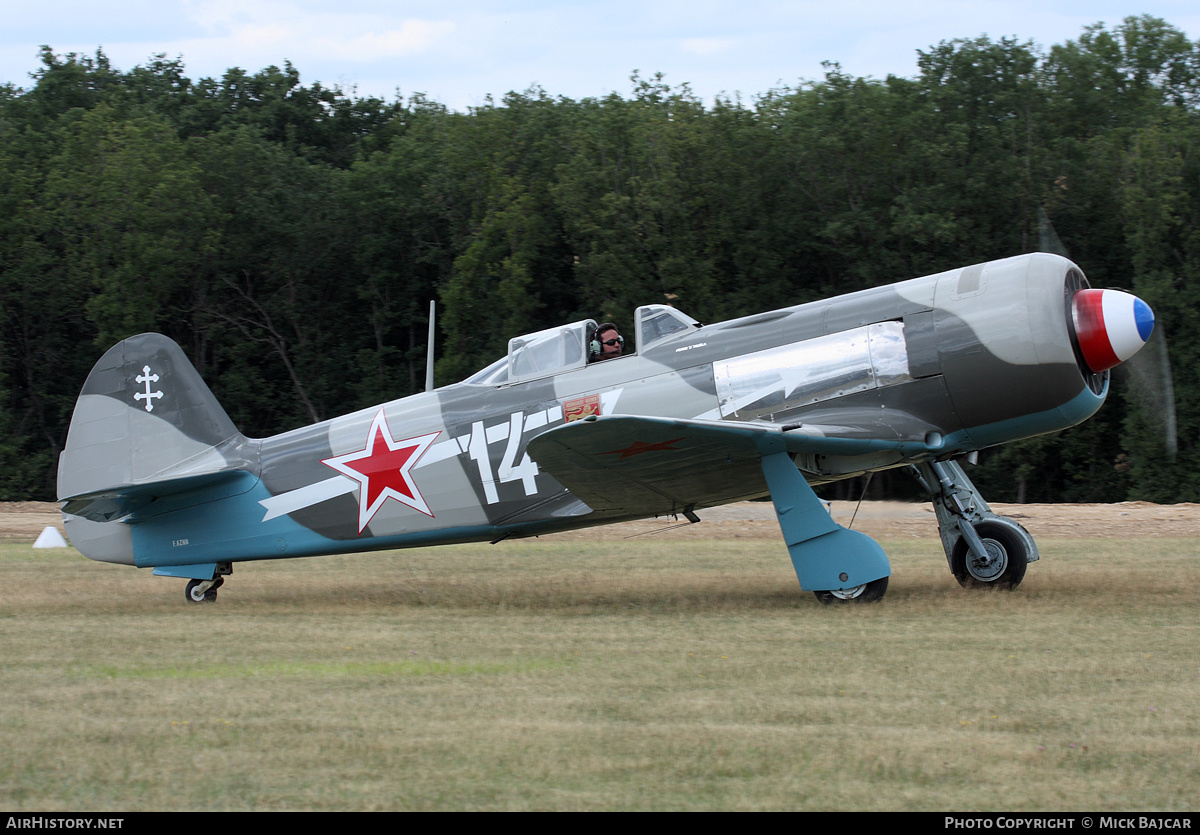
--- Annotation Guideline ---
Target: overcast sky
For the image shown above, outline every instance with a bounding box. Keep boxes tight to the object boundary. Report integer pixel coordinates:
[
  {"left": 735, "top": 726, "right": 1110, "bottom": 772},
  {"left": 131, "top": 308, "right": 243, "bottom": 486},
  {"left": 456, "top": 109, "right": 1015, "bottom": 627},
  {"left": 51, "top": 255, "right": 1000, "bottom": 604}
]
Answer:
[{"left": 3, "top": 1, "right": 1199, "bottom": 110}]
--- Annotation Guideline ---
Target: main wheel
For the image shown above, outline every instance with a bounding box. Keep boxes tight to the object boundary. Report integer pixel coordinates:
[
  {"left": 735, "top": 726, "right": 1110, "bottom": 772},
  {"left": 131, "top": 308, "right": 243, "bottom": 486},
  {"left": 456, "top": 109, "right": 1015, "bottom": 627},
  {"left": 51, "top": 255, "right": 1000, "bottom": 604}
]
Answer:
[
  {"left": 813, "top": 577, "right": 888, "bottom": 605},
  {"left": 185, "top": 577, "right": 223, "bottom": 604},
  {"left": 950, "top": 522, "right": 1028, "bottom": 590}
]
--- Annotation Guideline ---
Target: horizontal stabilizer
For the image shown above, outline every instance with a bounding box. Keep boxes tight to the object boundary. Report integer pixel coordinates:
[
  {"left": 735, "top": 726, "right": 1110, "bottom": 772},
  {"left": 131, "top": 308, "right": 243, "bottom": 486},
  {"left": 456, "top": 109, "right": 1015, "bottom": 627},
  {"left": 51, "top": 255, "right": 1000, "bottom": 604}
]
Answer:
[{"left": 60, "top": 469, "right": 252, "bottom": 522}]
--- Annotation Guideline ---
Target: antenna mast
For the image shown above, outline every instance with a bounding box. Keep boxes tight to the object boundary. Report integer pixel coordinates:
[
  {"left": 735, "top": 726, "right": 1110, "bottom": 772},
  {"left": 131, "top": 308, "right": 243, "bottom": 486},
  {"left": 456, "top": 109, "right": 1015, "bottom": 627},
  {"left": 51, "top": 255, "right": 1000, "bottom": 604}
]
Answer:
[{"left": 425, "top": 300, "right": 436, "bottom": 392}]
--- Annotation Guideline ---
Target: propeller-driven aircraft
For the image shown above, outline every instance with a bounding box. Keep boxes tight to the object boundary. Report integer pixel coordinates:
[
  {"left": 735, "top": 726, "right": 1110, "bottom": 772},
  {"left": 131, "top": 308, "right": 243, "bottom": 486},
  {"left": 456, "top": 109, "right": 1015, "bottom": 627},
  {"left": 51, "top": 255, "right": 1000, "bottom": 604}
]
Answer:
[{"left": 57, "top": 252, "right": 1155, "bottom": 604}]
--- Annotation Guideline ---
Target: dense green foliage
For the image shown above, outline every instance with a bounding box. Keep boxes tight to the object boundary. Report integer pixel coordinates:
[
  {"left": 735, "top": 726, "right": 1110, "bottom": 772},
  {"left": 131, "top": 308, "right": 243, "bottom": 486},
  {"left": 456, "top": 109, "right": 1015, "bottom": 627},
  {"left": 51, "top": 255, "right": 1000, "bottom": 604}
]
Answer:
[{"left": 2, "top": 18, "right": 1198, "bottom": 502}]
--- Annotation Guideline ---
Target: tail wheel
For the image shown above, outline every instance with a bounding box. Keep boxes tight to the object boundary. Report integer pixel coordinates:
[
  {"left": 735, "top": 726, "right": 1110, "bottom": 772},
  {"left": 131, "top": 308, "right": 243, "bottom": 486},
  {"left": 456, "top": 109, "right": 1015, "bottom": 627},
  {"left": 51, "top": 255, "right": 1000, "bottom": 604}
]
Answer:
[
  {"left": 950, "top": 522, "right": 1028, "bottom": 590},
  {"left": 185, "top": 576, "right": 224, "bottom": 604},
  {"left": 814, "top": 577, "right": 888, "bottom": 605}
]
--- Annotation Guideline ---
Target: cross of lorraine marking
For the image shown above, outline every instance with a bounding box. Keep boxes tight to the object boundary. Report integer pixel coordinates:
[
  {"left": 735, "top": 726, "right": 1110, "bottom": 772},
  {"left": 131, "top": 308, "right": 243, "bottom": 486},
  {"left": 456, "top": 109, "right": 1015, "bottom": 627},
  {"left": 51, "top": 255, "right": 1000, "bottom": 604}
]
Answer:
[{"left": 134, "top": 366, "right": 163, "bottom": 412}]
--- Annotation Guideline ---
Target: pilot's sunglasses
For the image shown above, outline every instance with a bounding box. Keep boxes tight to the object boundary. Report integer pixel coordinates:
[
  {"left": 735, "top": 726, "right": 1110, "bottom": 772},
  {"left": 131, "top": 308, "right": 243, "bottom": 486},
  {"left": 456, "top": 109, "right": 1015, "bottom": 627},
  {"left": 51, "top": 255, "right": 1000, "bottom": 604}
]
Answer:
[{"left": 601, "top": 338, "right": 621, "bottom": 346}]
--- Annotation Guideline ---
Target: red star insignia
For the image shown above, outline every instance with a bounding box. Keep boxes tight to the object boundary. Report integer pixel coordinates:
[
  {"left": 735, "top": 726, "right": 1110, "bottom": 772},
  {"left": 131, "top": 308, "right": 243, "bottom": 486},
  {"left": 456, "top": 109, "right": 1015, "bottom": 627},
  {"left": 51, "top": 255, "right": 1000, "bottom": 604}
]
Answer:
[
  {"left": 322, "top": 409, "right": 440, "bottom": 533},
  {"left": 600, "top": 437, "right": 687, "bottom": 459}
]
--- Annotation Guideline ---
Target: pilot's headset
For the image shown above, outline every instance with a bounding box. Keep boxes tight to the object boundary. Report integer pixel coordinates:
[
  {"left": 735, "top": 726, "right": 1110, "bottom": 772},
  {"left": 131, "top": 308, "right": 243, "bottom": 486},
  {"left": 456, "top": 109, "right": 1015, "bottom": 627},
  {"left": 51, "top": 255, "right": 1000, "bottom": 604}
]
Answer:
[{"left": 589, "top": 323, "right": 624, "bottom": 359}]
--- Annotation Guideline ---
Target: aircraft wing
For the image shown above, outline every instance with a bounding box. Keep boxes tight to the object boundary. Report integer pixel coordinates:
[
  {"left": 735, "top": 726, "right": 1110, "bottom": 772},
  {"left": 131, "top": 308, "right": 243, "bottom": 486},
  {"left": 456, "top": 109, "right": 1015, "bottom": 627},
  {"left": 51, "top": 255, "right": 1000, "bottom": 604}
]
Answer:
[{"left": 525, "top": 413, "right": 937, "bottom": 517}]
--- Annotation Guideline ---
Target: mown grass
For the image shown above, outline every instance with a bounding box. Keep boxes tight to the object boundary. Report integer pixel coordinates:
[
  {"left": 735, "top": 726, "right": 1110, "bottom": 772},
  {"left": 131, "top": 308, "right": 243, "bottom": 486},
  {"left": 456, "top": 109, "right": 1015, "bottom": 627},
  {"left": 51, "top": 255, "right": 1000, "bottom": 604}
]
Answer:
[{"left": 1, "top": 532, "right": 1197, "bottom": 810}]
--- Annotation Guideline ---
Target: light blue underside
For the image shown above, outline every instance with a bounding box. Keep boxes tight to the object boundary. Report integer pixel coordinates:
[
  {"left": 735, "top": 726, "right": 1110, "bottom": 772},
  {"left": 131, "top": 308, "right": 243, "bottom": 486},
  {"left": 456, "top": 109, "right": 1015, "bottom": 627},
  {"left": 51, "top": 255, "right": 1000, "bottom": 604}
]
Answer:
[{"left": 130, "top": 473, "right": 566, "bottom": 574}]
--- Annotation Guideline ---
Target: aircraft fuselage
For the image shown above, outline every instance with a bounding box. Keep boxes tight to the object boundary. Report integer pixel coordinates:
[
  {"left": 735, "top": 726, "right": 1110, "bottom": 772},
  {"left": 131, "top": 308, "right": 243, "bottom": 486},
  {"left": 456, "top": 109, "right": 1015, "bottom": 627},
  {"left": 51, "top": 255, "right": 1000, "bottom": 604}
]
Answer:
[{"left": 59, "top": 253, "right": 1138, "bottom": 590}]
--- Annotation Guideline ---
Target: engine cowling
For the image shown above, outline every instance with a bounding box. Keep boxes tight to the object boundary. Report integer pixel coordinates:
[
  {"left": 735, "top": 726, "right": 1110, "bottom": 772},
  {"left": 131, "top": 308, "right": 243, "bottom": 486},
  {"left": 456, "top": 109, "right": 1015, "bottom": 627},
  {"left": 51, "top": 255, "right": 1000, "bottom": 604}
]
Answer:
[{"left": 931, "top": 254, "right": 1154, "bottom": 448}]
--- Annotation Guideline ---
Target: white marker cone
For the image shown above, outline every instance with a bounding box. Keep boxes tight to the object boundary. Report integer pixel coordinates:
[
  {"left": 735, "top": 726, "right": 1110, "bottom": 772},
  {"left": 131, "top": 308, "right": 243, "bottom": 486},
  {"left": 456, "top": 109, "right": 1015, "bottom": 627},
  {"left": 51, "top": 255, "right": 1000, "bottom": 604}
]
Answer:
[{"left": 33, "top": 526, "right": 68, "bottom": 548}]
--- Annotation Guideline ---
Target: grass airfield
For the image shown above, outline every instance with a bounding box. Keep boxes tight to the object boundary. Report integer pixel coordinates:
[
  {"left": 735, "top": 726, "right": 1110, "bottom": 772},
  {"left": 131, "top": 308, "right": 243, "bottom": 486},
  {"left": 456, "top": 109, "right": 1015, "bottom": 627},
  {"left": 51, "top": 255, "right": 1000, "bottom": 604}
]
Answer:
[{"left": 1, "top": 523, "right": 1198, "bottom": 811}]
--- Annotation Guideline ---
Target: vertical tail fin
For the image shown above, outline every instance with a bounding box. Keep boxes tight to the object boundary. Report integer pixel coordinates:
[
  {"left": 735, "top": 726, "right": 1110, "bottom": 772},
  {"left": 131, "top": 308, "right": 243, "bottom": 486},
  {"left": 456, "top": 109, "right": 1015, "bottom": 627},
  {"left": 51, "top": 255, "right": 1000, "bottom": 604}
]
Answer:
[{"left": 57, "top": 333, "right": 257, "bottom": 525}]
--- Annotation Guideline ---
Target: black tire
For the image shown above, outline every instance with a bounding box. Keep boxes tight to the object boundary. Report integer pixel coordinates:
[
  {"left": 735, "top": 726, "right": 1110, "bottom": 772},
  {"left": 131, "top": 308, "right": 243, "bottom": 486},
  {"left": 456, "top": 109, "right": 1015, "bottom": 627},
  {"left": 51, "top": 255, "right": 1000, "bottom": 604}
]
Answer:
[
  {"left": 950, "top": 522, "right": 1028, "bottom": 590},
  {"left": 813, "top": 577, "right": 888, "bottom": 605},
  {"left": 185, "top": 577, "right": 221, "bottom": 604}
]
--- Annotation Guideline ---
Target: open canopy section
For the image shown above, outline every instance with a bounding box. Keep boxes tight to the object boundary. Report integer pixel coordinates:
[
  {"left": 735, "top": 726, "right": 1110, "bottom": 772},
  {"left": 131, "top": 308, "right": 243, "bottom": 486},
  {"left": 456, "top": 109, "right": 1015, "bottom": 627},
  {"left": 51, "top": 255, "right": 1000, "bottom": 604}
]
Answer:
[{"left": 635, "top": 305, "right": 700, "bottom": 353}]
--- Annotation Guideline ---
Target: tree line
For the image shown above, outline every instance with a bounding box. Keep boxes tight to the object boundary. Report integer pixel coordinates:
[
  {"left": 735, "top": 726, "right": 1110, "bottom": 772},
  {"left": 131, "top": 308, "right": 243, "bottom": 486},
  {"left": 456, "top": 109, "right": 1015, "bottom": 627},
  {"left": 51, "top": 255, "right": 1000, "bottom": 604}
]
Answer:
[{"left": 1, "top": 15, "right": 1198, "bottom": 503}]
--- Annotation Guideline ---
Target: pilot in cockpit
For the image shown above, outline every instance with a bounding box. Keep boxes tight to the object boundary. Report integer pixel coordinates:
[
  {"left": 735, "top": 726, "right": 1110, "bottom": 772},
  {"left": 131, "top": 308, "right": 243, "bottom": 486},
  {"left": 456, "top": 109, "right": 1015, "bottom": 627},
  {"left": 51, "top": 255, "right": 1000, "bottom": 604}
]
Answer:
[{"left": 589, "top": 323, "right": 624, "bottom": 362}]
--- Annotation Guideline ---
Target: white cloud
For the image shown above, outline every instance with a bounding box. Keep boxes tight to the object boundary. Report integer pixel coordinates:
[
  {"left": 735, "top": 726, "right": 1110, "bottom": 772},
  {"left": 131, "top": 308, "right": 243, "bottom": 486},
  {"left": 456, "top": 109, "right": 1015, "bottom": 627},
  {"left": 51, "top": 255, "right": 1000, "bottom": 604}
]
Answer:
[
  {"left": 681, "top": 38, "right": 735, "bottom": 57},
  {"left": 229, "top": 23, "right": 294, "bottom": 49},
  {"left": 317, "top": 20, "right": 458, "bottom": 62},
  {"left": 184, "top": 0, "right": 292, "bottom": 33}
]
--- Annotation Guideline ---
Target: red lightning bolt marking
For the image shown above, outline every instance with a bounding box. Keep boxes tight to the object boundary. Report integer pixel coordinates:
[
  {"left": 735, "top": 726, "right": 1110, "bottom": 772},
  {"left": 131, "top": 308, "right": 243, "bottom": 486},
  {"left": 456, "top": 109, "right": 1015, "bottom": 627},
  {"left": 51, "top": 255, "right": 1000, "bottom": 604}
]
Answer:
[{"left": 322, "top": 409, "right": 440, "bottom": 534}]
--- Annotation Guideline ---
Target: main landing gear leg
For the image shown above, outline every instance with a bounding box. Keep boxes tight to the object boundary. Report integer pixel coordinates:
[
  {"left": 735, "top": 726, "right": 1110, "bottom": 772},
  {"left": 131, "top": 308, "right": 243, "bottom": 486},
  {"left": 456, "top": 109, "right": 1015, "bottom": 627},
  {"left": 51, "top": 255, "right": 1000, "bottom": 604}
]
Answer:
[
  {"left": 913, "top": 460, "right": 1038, "bottom": 590},
  {"left": 761, "top": 452, "right": 891, "bottom": 604}
]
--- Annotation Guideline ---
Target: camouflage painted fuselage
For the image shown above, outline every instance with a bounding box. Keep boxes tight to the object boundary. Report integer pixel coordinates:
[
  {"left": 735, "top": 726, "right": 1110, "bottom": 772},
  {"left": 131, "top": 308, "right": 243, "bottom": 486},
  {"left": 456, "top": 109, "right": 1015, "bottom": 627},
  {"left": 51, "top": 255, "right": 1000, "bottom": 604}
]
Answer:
[{"left": 58, "top": 253, "right": 1110, "bottom": 575}]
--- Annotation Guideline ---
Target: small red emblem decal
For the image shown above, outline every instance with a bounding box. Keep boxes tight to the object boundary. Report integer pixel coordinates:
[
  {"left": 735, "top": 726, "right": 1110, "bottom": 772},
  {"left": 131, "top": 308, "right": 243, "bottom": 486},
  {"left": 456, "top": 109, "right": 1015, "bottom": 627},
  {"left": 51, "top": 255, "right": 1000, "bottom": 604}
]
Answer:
[{"left": 563, "top": 394, "right": 601, "bottom": 422}]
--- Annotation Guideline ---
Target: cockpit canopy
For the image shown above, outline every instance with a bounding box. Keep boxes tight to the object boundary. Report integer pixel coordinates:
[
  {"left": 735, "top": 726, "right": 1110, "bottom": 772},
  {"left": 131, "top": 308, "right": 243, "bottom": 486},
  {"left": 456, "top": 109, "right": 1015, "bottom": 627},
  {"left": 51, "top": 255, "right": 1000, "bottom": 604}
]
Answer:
[
  {"left": 461, "top": 304, "right": 700, "bottom": 386},
  {"left": 508, "top": 320, "right": 595, "bottom": 382},
  {"left": 634, "top": 304, "right": 698, "bottom": 350}
]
